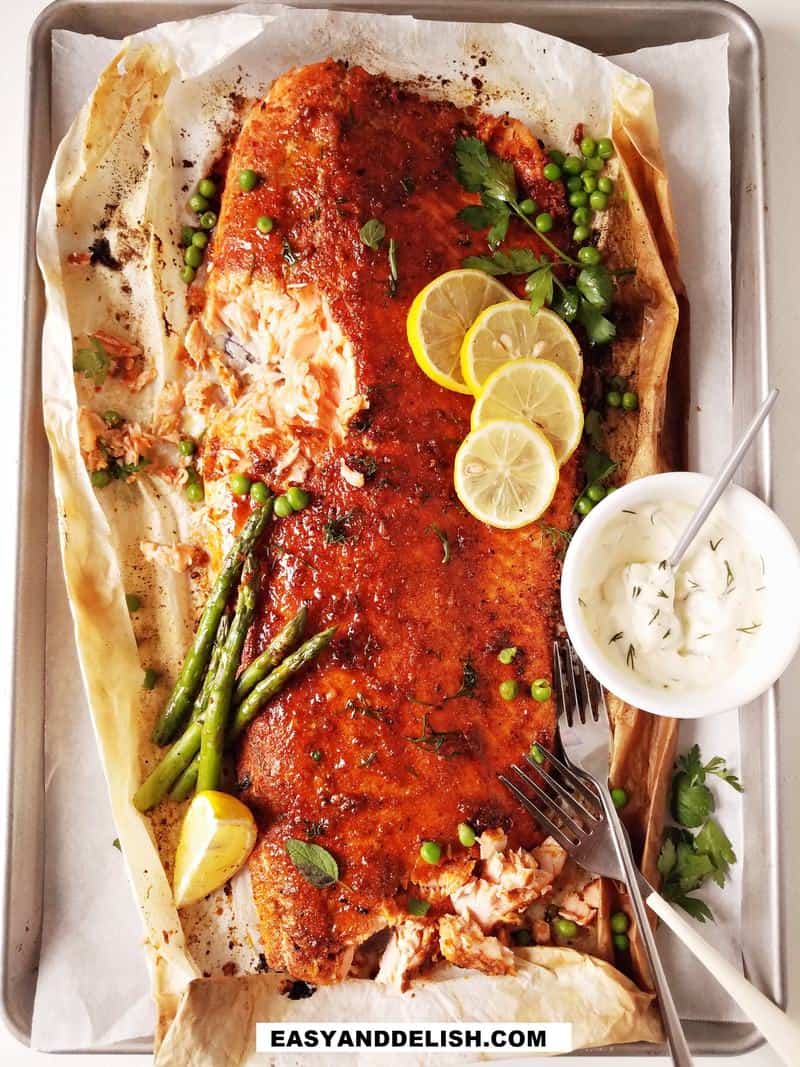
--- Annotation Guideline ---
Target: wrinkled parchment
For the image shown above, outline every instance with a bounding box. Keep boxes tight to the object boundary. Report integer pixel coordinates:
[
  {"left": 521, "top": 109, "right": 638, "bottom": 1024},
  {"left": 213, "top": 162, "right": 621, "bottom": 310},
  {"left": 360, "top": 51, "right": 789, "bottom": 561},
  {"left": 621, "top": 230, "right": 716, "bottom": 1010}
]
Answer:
[{"left": 35, "top": 5, "right": 739, "bottom": 1058}]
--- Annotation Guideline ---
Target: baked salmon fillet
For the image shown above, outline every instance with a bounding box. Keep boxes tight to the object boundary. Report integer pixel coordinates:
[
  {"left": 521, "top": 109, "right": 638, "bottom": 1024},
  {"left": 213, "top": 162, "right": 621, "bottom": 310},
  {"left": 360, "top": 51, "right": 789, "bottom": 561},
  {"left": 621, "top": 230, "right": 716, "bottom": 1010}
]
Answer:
[{"left": 198, "top": 60, "right": 579, "bottom": 986}]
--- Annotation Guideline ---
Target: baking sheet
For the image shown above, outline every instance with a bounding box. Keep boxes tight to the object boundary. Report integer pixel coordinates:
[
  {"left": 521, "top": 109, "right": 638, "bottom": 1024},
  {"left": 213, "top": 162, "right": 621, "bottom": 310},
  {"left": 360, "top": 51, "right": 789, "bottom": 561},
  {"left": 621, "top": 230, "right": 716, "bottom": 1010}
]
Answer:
[{"left": 28, "top": 2, "right": 743, "bottom": 1054}]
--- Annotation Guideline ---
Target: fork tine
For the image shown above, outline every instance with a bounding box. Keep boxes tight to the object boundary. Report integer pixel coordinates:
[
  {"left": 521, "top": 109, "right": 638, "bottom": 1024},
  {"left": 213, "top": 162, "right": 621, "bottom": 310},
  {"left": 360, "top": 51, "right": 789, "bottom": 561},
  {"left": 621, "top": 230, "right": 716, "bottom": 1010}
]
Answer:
[
  {"left": 509, "top": 764, "right": 586, "bottom": 840},
  {"left": 539, "top": 746, "right": 601, "bottom": 812},
  {"left": 498, "top": 774, "right": 577, "bottom": 851},
  {"left": 576, "top": 654, "right": 599, "bottom": 723},
  {"left": 553, "top": 640, "right": 573, "bottom": 727},
  {"left": 523, "top": 751, "right": 600, "bottom": 823},
  {"left": 564, "top": 641, "right": 584, "bottom": 724}
]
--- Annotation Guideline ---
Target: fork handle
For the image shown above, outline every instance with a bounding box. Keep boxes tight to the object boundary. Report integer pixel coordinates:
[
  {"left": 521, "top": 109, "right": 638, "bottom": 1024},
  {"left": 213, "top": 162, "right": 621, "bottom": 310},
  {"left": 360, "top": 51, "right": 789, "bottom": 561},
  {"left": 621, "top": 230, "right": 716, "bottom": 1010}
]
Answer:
[
  {"left": 644, "top": 889, "right": 798, "bottom": 1065},
  {"left": 598, "top": 787, "right": 694, "bottom": 1066}
]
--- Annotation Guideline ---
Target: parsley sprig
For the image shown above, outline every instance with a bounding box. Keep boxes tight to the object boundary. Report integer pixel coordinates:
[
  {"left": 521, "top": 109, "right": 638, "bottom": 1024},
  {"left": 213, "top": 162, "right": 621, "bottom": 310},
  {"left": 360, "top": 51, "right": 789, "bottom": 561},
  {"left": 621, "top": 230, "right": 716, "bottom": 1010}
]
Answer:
[{"left": 455, "top": 136, "right": 621, "bottom": 344}]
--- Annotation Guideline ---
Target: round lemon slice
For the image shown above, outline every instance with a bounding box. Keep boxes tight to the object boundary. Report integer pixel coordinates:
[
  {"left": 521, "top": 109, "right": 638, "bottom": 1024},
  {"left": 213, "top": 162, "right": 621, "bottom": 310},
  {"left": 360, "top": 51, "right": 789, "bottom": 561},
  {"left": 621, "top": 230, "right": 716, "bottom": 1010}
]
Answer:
[
  {"left": 454, "top": 418, "right": 559, "bottom": 530},
  {"left": 407, "top": 270, "right": 513, "bottom": 394},
  {"left": 173, "top": 790, "right": 258, "bottom": 908},
  {"left": 471, "top": 358, "right": 584, "bottom": 466},
  {"left": 460, "top": 302, "right": 583, "bottom": 394}
]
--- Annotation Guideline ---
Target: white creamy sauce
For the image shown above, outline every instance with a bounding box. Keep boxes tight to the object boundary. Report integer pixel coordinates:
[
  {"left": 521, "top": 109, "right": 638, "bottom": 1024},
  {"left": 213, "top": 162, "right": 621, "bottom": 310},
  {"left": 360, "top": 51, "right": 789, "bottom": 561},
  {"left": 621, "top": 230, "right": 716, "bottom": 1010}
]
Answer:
[{"left": 578, "top": 501, "right": 766, "bottom": 690}]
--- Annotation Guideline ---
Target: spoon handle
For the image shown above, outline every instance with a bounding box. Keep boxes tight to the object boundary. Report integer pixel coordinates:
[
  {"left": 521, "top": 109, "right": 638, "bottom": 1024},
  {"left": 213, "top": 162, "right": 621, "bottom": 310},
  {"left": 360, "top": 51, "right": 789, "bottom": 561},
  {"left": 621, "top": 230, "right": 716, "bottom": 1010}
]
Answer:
[{"left": 667, "top": 388, "right": 779, "bottom": 570}]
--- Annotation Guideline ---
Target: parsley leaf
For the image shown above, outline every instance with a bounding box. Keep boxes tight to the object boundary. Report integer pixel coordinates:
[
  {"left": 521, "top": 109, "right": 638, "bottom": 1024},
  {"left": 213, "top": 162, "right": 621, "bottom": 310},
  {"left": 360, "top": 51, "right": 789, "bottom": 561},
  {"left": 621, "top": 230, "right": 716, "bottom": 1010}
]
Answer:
[
  {"left": 551, "top": 284, "right": 580, "bottom": 324},
  {"left": 577, "top": 301, "right": 616, "bottom": 346},
  {"left": 583, "top": 410, "right": 604, "bottom": 451},
  {"left": 463, "top": 248, "right": 543, "bottom": 276},
  {"left": 73, "top": 338, "right": 110, "bottom": 385},
  {"left": 695, "top": 818, "right": 737, "bottom": 887},
  {"left": 672, "top": 770, "right": 713, "bottom": 828},
  {"left": 285, "top": 838, "right": 339, "bottom": 889},
  {"left": 576, "top": 265, "right": 614, "bottom": 311},
  {"left": 583, "top": 448, "right": 617, "bottom": 487},
  {"left": 526, "top": 265, "right": 554, "bottom": 315},
  {"left": 359, "top": 218, "right": 386, "bottom": 250},
  {"left": 454, "top": 136, "right": 491, "bottom": 192}
]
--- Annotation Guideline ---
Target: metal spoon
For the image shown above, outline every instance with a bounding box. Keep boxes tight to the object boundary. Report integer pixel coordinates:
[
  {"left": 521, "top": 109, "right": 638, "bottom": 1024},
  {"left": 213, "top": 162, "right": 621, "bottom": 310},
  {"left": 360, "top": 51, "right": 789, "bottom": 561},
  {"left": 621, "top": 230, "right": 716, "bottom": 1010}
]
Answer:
[{"left": 667, "top": 388, "right": 779, "bottom": 569}]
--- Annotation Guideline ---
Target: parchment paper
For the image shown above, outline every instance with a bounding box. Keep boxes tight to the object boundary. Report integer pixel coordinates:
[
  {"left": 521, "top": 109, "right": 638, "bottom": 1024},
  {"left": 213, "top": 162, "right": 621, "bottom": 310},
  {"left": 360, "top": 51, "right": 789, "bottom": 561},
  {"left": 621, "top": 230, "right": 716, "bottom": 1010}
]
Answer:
[{"left": 32, "top": 6, "right": 741, "bottom": 1052}]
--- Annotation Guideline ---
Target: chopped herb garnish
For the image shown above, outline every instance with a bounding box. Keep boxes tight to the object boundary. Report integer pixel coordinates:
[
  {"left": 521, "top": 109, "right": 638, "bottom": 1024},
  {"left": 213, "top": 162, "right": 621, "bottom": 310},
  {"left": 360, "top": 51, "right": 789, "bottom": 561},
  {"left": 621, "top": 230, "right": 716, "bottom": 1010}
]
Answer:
[
  {"left": 359, "top": 751, "right": 377, "bottom": 767},
  {"left": 709, "top": 537, "right": 723, "bottom": 551},
  {"left": 648, "top": 609, "right": 660, "bottom": 626},
  {"left": 112, "top": 838, "right": 121, "bottom": 851},
  {"left": 662, "top": 628, "right": 672, "bottom": 640},
  {"left": 632, "top": 585, "right": 642, "bottom": 599},
  {"left": 625, "top": 643, "right": 636, "bottom": 670},
  {"left": 453, "top": 658, "right": 478, "bottom": 699},
  {"left": 577, "top": 596, "right": 586, "bottom": 608},
  {"left": 427, "top": 524, "right": 451, "bottom": 563},
  {"left": 359, "top": 218, "right": 386, "bottom": 251},
  {"left": 724, "top": 560, "right": 735, "bottom": 589},
  {"left": 537, "top": 520, "right": 572, "bottom": 559},
  {"left": 621, "top": 509, "right": 638, "bottom": 515},
  {"left": 400, "top": 177, "right": 416, "bottom": 195},
  {"left": 697, "top": 633, "right": 711, "bottom": 640},
  {"left": 346, "top": 453, "right": 378, "bottom": 479},
  {"left": 407, "top": 711, "right": 469, "bottom": 757},
  {"left": 345, "top": 694, "right": 392, "bottom": 724},
  {"left": 323, "top": 510, "right": 355, "bottom": 545},
  {"left": 657, "top": 588, "right": 669, "bottom": 598},
  {"left": 609, "top": 631, "right": 624, "bottom": 644},
  {"left": 736, "top": 622, "right": 762, "bottom": 635},
  {"left": 387, "top": 238, "right": 398, "bottom": 296},
  {"left": 285, "top": 838, "right": 339, "bottom": 889},
  {"left": 658, "top": 559, "right": 668, "bottom": 571},
  {"left": 281, "top": 237, "right": 299, "bottom": 265}
]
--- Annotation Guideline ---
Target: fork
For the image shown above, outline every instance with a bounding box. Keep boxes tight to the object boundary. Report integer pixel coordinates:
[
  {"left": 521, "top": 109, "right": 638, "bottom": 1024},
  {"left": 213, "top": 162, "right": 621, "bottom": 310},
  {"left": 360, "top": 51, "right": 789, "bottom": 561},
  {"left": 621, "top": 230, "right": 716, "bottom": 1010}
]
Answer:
[
  {"left": 501, "top": 640, "right": 692, "bottom": 1066},
  {"left": 501, "top": 641, "right": 800, "bottom": 1066}
]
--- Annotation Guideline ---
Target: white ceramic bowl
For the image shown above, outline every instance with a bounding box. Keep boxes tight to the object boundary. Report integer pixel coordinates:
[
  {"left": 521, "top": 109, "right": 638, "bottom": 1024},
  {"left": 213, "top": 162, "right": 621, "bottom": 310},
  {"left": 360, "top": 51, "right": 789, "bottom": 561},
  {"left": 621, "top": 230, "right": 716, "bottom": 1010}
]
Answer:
[{"left": 561, "top": 472, "right": 800, "bottom": 718}]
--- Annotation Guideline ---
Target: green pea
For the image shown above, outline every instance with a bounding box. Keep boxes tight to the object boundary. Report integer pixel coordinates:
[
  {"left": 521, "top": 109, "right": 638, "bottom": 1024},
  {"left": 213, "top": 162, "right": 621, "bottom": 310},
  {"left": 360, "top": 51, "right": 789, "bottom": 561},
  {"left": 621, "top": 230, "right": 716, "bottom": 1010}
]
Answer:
[
  {"left": 511, "top": 928, "right": 533, "bottom": 946},
  {"left": 310, "top": 749, "right": 323, "bottom": 762},
  {"left": 229, "top": 472, "right": 251, "bottom": 497},
  {"left": 499, "top": 679, "right": 519, "bottom": 701},
  {"left": 587, "top": 484, "right": 606, "bottom": 503},
  {"left": 534, "top": 212, "right": 553, "bottom": 234},
  {"left": 125, "top": 593, "right": 141, "bottom": 613},
  {"left": 498, "top": 646, "right": 518, "bottom": 664},
  {"left": 181, "top": 225, "right": 195, "bottom": 246},
  {"left": 598, "top": 176, "right": 614, "bottom": 195},
  {"left": 575, "top": 496, "right": 594, "bottom": 516},
  {"left": 586, "top": 156, "right": 604, "bottom": 173},
  {"left": 572, "top": 206, "right": 591, "bottom": 226},
  {"left": 180, "top": 265, "right": 196, "bottom": 285},
  {"left": 589, "top": 191, "right": 609, "bottom": 212},
  {"left": 185, "top": 480, "right": 204, "bottom": 503},
  {"left": 580, "top": 136, "right": 597, "bottom": 158},
  {"left": 622, "top": 391, "right": 639, "bottom": 412},
  {"left": 529, "top": 742, "right": 545, "bottom": 765},
  {"left": 142, "top": 668, "right": 159, "bottom": 691},
  {"left": 548, "top": 149, "right": 566, "bottom": 166},
  {"left": 577, "top": 245, "right": 601, "bottom": 266},
  {"left": 274, "top": 494, "right": 293, "bottom": 518},
  {"left": 256, "top": 215, "right": 274, "bottom": 234},
  {"left": 553, "top": 918, "right": 578, "bottom": 939},
  {"left": 608, "top": 374, "right": 627, "bottom": 392},
  {"left": 610, "top": 912, "right": 630, "bottom": 934},
  {"left": 286, "top": 486, "right": 310, "bottom": 511},
  {"left": 543, "top": 162, "right": 562, "bottom": 181},
  {"left": 518, "top": 197, "right": 538, "bottom": 216},
  {"left": 573, "top": 226, "right": 590, "bottom": 244},
  {"left": 407, "top": 897, "right": 431, "bottom": 916},
  {"left": 457, "top": 822, "right": 476, "bottom": 847},
  {"left": 188, "top": 193, "right": 209, "bottom": 213},
  {"left": 563, "top": 155, "right": 583, "bottom": 176},
  {"left": 250, "top": 481, "right": 270, "bottom": 504},
  {"left": 199, "top": 211, "right": 217, "bottom": 230},
  {"left": 238, "top": 168, "right": 258, "bottom": 191},
  {"left": 566, "top": 176, "right": 582, "bottom": 193},
  {"left": 197, "top": 178, "right": 217, "bottom": 199},
  {"left": 419, "top": 840, "right": 441, "bottom": 864},
  {"left": 90, "top": 469, "right": 112, "bottom": 488},
  {"left": 606, "top": 390, "right": 623, "bottom": 408},
  {"left": 613, "top": 933, "right": 630, "bottom": 951},
  {"left": 597, "top": 137, "right": 615, "bottom": 160},
  {"left": 581, "top": 173, "right": 598, "bottom": 193},
  {"left": 191, "top": 231, "right": 208, "bottom": 249},
  {"left": 611, "top": 787, "right": 628, "bottom": 809},
  {"left": 531, "top": 679, "right": 552, "bottom": 702},
  {"left": 568, "top": 190, "right": 588, "bottom": 208},
  {"left": 178, "top": 437, "right": 196, "bottom": 457},
  {"left": 184, "top": 245, "right": 203, "bottom": 269},
  {"left": 102, "top": 409, "right": 123, "bottom": 428}
]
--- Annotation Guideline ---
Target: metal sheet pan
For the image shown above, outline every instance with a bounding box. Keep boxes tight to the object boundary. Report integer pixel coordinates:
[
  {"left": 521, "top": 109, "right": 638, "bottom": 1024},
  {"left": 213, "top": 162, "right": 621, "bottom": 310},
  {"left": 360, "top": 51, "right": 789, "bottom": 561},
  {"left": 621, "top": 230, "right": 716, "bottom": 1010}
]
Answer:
[{"left": 3, "top": 0, "right": 776, "bottom": 1056}]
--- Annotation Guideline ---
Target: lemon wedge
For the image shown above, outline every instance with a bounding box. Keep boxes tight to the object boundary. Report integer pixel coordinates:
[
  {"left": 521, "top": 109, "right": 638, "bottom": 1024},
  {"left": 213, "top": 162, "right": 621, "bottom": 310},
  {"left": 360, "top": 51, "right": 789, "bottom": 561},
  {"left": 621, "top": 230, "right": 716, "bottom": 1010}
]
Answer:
[
  {"left": 172, "top": 790, "right": 257, "bottom": 908},
  {"left": 460, "top": 302, "right": 583, "bottom": 394},
  {"left": 453, "top": 418, "right": 559, "bottom": 529},
  {"left": 470, "top": 358, "right": 584, "bottom": 466},
  {"left": 407, "top": 269, "right": 512, "bottom": 393}
]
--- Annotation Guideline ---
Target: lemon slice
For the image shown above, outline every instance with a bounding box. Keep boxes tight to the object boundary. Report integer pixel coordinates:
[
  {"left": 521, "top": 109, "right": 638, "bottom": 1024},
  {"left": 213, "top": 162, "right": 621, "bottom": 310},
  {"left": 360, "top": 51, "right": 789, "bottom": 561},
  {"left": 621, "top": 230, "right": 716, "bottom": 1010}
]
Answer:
[
  {"left": 173, "top": 790, "right": 258, "bottom": 908},
  {"left": 407, "top": 270, "right": 513, "bottom": 393},
  {"left": 471, "top": 358, "right": 584, "bottom": 466},
  {"left": 460, "top": 302, "right": 583, "bottom": 394},
  {"left": 454, "top": 418, "right": 559, "bottom": 529}
]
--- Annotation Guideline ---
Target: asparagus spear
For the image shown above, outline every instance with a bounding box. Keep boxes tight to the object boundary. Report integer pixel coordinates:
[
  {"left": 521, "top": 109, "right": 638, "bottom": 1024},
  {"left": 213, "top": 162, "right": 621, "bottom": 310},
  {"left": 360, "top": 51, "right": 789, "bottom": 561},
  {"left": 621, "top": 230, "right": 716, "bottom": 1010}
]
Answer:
[
  {"left": 233, "top": 605, "right": 307, "bottom": 704},
  {"left": 168, "top": 626, "right": 336, "bottom": 802},
  {"left": 133, "top": 616, "right": 232, "bottom": 813},
  {"left": 197, "top": 557, "right": 258, "bottom": 792},
  {"left": 151, "top": 499, "right": 273, "bottom": 745},
  {"left": 169, "top": 606, "right": 310, "bottom": 802}
]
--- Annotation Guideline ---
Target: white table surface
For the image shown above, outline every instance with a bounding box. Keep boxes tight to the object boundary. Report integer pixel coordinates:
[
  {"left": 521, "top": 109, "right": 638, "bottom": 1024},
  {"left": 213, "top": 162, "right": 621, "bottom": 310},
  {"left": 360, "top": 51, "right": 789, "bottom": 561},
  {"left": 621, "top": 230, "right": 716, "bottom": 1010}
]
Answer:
[{"left": 1, "top": 1, "right": 797, "bottom": 1064}]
